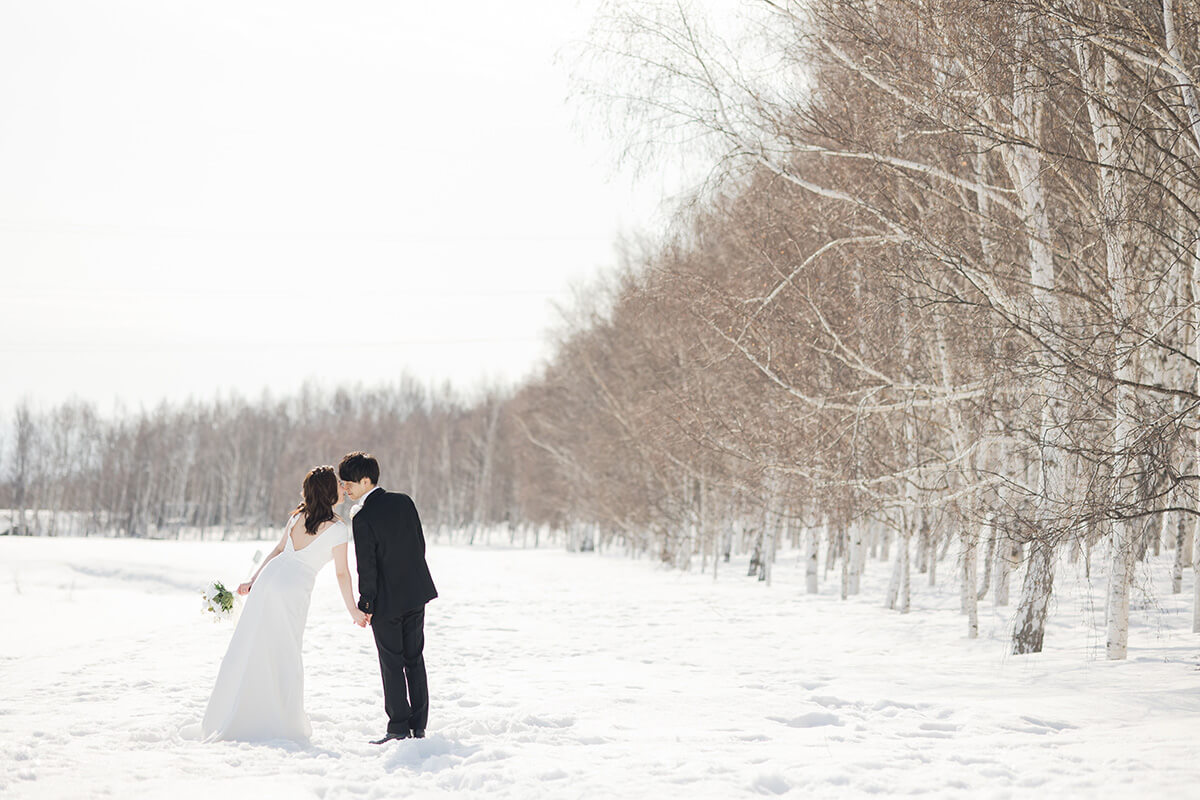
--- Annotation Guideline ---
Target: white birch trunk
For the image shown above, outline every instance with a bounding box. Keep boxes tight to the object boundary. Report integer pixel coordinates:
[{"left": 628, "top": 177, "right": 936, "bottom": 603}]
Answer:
[
  {"left": 839, "top": 522, "right": 864, "bottom": 598},
  {"left": 849, "top": 524, "right": 865, "bottom": 595},
  {"left": 1162, "top": 0, "right": 1200, "bottom": 618},
  {"left": 887, "top": 514, "right": 914, "bottom": 613},
  {"left": 1194, "top": 516, "right": 1200, "bottom": 632},
  {"left": 1184, "top": 523, "right": 1195, "bottom": 573},
  {"left": 776, "top": 510, "right": 789, "bottom": 585},
  {"left": 916, "top": 524, "right": 929, "bottom": 576},
  {"left": 963, "top": 532, "right": 979, "bottom": 639},
  {"left": 885, "top": 523, "right": 903, "bottom": 610},
  {"left": 1192, "top": 239, "right": 1200, "bottom": 633},
  {"left": 706, "top": 480, "right": 719, "bottom": 583},
  {"left": 840, "top": 523, "right": 852, "bottom": 601},
  {"left": 1012, "top": 539, "right": 1055, "bottom": 654},
  {"left": 1106, "top": 528, "right": 1135, "bottom": 659},
  {"left": 977, "top": 515, "right": 996, "bottom": 601},
  {"left": 805, "top": 524, "right": 820, "bottom": 594},
  {"left": 765, "top": 520, "right": 778, "bottom": 588},
  {"left": 994, "top": 539, "right": 1012, "bottom": 606},
  {"left": 1072, "top": 32, "right": 1137, "bottom": 660},
  {"left": 1004, "top": 11, "right": 1063, "bottom": 654},
  {"left": 1170, "top": 0, "right": 1200, "bottom": 628},
  {"left": 927, "top": 526, "right": 938, "bottom": 587},
  {"left": 1172, "top": 507, "right": 1187, "bottom": 594}
]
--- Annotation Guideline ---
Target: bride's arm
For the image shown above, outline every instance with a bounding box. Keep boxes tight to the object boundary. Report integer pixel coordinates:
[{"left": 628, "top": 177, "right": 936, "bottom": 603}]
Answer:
[
  {"left": 238, "top": 517, "right": 294, "bottom": 595},
  {"left": 333, "top": 543, "right": 368, "bottom": 626}
]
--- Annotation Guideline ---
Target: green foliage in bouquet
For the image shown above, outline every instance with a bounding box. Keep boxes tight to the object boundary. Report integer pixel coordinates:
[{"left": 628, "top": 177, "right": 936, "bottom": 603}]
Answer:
[{"left": 203, "top": 581, "right": 236, "bottom": 615}]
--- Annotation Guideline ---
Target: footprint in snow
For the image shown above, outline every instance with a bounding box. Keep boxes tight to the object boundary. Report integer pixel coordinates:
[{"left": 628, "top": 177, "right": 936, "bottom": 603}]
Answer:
[
  {"left": 751, "top": 773, "right": 791, "bottom": 795},
  {"left": 1016, "top": 715, "right": 1077, "bottom": 732},
  {"left": 768, "top": 711, "right": 841, "bottom": 728},
  {"left": 918, "top": 721, "right": 960, "bottom": 732}
]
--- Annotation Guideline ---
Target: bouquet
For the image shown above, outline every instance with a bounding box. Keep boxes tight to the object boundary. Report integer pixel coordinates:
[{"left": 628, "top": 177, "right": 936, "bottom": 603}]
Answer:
[{"left": 202, "top": 581, "right": 238, "bottom": 621}]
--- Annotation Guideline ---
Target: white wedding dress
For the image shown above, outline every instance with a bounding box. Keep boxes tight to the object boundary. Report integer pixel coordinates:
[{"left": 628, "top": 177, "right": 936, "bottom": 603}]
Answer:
[{"left": 201, "top": 515, "right": 349, "bottom": 742}]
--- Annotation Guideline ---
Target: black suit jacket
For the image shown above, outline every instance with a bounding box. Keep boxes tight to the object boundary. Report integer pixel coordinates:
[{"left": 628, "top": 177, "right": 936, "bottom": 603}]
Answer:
[{"left": 353, "top": 488, "right": 438, "bottom": 617}]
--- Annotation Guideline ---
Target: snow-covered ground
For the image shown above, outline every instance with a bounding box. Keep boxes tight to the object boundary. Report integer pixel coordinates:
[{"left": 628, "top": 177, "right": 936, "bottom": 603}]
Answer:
[{"left": 3, "top": 535, "right": 1199, "bottom": 799}]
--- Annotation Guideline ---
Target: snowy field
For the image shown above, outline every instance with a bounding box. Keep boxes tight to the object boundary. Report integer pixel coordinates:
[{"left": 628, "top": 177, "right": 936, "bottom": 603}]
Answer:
[{"left": 3, "top": 535, "right": 1200, "bottom": 799}]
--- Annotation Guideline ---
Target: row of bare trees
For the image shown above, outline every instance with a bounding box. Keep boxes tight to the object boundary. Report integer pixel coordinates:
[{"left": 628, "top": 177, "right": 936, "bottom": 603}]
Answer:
[
  {"left": 0, "top": 380, "right": 523, "bottom": 544},
  {"left": 3, "top": 0, "right": 1199, "bottom": 659},
  {"left": 520, "top": 0, "right": 1200, "bottom": 658}
]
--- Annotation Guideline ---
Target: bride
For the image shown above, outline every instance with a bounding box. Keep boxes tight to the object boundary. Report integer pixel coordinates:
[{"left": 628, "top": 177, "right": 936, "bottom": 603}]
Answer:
[{"left": 201, "top": 465, "right": 368, "bottom": 742}]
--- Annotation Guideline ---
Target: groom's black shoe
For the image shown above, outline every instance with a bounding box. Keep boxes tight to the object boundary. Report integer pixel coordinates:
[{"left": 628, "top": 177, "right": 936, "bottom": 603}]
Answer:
[
  {"left": 370, "top": 731, "right": 410, "bottom": 745},
  {"left": 411, "top": 729, "right": 426, "bottom": 739}
]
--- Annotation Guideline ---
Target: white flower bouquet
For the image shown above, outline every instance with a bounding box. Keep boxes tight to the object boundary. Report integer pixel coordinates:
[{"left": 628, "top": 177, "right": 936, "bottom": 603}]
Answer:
[{"left": 201, "top": 580, "right": 238, "bottom": 621}]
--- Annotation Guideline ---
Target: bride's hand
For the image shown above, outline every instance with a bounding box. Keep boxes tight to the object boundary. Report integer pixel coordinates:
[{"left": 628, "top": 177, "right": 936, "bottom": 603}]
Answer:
[
  {"left": 350, "top": 608, "right": 368, "bottom": 627},
  {"left": 237, "top": 582, "right": 253, "bottom": 595}
]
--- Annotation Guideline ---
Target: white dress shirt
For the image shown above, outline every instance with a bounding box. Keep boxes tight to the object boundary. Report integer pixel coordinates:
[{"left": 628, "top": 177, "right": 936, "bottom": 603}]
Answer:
[{"left": 351, "top": 486, "right": 382, "bottom": 518}]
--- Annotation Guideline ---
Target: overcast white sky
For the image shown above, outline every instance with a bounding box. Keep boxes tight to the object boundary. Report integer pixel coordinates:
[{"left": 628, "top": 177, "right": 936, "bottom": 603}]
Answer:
[{"left": 0, "top": 0, "right": 678, "bottom": 416}]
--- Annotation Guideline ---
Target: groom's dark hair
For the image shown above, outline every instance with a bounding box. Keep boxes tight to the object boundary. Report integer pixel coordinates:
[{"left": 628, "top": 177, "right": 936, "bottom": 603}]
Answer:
[{"left": 338, "top": 451, "right": 380, "bottom": 485}]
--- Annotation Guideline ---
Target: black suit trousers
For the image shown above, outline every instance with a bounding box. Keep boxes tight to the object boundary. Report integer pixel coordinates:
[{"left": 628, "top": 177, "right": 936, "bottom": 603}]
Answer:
[{"left": 372, "top": 606, "right": 429, "bottom": 734}]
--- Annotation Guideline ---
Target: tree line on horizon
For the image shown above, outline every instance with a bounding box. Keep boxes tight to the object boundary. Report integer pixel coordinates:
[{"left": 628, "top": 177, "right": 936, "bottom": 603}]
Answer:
[{"left": 4, "top": 0, "right": 1200, "bottom": 660}]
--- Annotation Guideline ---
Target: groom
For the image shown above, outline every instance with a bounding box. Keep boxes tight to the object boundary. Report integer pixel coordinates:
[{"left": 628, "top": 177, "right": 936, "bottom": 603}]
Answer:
[{"left": 338, "top": 451, "right": 438, "bottom": 744}]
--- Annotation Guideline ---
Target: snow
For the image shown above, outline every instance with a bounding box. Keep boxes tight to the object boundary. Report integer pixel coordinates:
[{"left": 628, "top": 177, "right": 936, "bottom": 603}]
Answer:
[{"left": 3, "top": 535, "right": 1199, "bottom": 798}]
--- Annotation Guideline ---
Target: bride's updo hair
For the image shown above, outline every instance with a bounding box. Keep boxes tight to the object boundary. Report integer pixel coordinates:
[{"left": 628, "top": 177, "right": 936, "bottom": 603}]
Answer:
[{"left": 295, "top": 465, "right": 338, "bottom": 534}]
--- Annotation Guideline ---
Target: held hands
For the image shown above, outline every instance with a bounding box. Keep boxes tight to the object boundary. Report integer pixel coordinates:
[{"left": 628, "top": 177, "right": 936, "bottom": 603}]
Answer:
[
  {"left": 237, "top": 582, "right": 253, "bottom": 595},
  {"left": 350, "top": 608, "right": 370, "bottom": 628}
]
